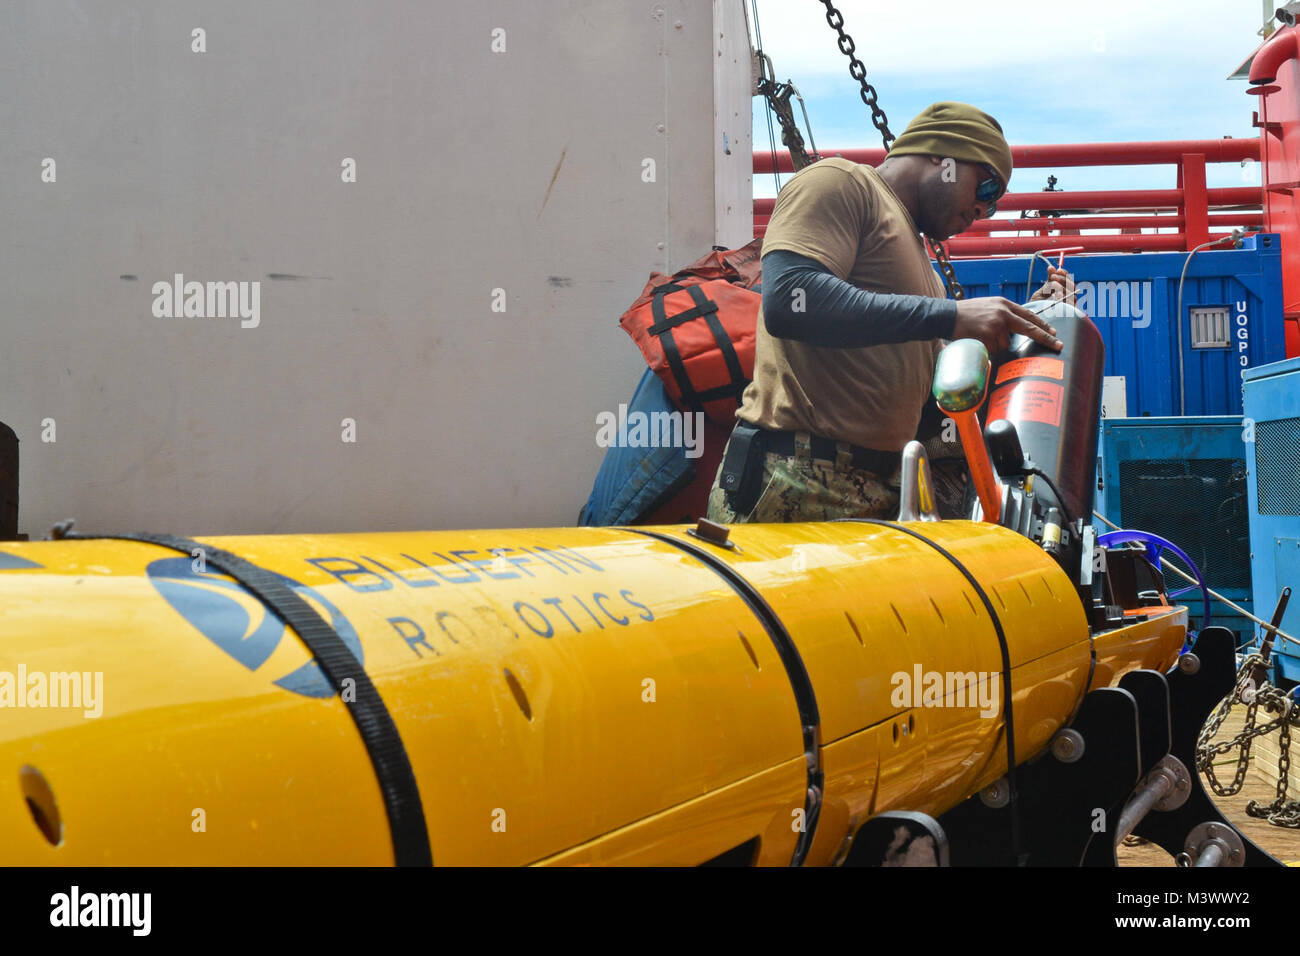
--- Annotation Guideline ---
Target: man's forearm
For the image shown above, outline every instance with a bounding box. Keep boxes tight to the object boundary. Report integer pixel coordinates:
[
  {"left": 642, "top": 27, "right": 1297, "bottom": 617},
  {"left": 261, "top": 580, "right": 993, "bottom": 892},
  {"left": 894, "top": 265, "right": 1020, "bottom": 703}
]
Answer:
[{"left": 761, "top": 249, "right": 958, "bottom": 347}]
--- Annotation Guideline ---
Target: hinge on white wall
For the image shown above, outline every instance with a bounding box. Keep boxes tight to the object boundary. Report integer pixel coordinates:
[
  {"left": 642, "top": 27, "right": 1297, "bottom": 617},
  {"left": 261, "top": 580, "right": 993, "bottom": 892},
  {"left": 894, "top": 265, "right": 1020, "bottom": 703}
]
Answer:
[{"left": 737, "top": 0, "right": 761, "bottom": 94}]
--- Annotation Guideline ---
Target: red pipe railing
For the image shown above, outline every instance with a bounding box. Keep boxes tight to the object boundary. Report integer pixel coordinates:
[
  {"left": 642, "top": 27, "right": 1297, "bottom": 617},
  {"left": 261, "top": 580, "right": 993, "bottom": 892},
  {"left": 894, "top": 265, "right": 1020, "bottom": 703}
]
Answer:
[
  {"left": 753, "top": 189, "right": 1261, "bottom": 215},
  {"left": 754, "top": 139, "right": 1260, "bottom": 175},
  {"left": 947, "top": 234, "right": 1233, "bottom": 255},
  {"left": 752, "top": 139, "right": 1264, "bottom": 255},
  {"left": 958, "top": 214, "right": 1263, "bottom": 232},
  {"left": 751, "top": 213, "right": 1264, "bottom": 231}
]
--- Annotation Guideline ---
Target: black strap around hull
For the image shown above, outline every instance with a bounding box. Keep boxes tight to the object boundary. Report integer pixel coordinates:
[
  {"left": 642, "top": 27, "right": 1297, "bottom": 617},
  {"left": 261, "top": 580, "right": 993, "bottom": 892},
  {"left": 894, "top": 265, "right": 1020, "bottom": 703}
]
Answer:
[
  {"left": 59, "top": 529, "right": 432, "bottom": 867},
  {"left": 624, "top": 527, "right": 823, "bottom": 867},
  {"left": 835, "top": 519, "right": 1024, "bottom": 866}
]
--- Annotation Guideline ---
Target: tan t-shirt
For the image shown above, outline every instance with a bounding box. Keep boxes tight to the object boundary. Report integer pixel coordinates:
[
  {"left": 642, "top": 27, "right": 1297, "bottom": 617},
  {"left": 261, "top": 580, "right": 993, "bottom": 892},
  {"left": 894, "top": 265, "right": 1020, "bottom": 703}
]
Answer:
[{"left": 738, "top": 158, "right": 947, "bottom": 452}]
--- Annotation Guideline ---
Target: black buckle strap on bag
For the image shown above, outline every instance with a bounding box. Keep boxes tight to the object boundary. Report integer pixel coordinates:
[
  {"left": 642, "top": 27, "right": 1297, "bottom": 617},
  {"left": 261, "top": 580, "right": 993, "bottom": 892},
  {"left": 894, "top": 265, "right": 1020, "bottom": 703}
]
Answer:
[
  {"left": 758, "top": 428, "right": 901, "bottom": 477},
  {"left": 649, "top": 283, "right": 748, "bottom": 412},
  {"left": 719, "top": 422, "right": 766, "bottom": 514},
  {"left": 54, "top": 527, "right": 433, "bottom": 867}
]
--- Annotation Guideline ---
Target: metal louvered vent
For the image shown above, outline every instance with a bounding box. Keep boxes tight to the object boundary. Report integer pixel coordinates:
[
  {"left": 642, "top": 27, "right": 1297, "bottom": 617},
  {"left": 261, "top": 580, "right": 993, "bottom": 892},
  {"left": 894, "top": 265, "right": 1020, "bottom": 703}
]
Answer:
[
  {"left": 1119, "top": 457, "right": 1250, "bottom": 589},
  {"left": 1189, "top": 307, "right": 1231, "bottom": 349},
  {"left": 1256, "top": 417, "right": 1300, "bottom": 516}
]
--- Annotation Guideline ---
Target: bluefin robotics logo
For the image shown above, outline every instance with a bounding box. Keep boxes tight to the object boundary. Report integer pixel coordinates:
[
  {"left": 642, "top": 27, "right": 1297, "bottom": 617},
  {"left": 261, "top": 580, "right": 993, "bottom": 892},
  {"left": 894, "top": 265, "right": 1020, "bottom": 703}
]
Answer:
[{"left": 145, "top": 557, "right": 363, "bottom": 698}]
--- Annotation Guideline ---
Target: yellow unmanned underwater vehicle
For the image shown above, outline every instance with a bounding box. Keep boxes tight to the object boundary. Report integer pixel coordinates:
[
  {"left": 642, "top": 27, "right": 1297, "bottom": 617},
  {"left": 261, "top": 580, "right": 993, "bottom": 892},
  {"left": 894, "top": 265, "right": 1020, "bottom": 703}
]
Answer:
[{"left": 0, "top": 303, "right": 1277, "bottom": 866}]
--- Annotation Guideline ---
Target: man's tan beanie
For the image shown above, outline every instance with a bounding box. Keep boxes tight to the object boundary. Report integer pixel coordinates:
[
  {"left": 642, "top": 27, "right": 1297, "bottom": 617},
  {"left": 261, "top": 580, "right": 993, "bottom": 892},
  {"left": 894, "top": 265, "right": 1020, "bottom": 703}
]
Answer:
[{"left": 888, "top": 101, "right": 1013, "bottom": 189}]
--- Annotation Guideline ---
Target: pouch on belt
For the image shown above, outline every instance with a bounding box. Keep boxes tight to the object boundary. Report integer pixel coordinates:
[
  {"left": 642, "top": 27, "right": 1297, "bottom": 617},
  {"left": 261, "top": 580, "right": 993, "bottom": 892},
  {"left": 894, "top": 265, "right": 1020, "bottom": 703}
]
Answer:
[{"left": 719, "top": 422, "right": 765, "bottom": 514}]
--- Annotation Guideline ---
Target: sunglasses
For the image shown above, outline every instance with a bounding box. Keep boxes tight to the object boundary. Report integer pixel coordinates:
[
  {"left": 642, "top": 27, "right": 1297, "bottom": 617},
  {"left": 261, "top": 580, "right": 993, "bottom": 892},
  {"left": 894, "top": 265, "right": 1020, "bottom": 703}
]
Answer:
[{"left": 975, "top": 164, "right": 1005, "bottom": 217}]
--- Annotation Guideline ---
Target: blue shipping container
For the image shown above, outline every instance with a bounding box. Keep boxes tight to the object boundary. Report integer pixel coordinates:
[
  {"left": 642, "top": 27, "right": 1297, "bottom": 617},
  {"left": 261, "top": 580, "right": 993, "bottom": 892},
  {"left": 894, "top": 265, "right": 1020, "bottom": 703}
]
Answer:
[
  {"left": 1098, "top": 416, "right": 1252, "bottom": 644},
  {"left": 950, "top": 234, "right": 1285, "bottom": 417},
  {"left": 1243, "top": 356, "right": 1300, "bottom": 685}
]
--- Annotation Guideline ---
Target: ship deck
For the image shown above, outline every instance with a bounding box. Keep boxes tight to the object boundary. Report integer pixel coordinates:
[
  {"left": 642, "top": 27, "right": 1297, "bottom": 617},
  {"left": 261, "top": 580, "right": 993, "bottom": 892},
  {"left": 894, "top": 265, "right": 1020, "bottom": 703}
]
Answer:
[{"left": 1120, "top": 710, "right": 1300, "bottom": 866}]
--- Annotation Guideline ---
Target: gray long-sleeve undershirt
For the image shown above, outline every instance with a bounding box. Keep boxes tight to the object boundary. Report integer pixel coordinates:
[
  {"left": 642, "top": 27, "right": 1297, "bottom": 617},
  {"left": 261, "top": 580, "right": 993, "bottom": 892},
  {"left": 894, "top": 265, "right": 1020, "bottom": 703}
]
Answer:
[{"left": 760, "top": 248, "right": 958, "bottom": 347}]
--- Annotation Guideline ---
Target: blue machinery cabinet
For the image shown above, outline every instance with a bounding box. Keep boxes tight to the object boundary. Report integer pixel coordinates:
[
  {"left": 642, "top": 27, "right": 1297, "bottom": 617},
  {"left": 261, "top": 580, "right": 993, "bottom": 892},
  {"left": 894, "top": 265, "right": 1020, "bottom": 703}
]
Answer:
[
  {"left": 1098, "top": 417, "right": 1252, "bottom": 644},
  {"left": 953, "top": 234, "right": 1285, "bottom": 417},
  {"left": 1244, "top": 357, "right": 1300, "bottom": 684}
]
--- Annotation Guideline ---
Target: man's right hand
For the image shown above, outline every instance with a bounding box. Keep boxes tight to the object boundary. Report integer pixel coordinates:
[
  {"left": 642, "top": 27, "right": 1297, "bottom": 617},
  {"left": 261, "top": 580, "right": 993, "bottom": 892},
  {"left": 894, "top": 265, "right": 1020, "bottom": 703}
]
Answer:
[{"left": 951, "top": 297, "right": 1063, "bottom": 355}]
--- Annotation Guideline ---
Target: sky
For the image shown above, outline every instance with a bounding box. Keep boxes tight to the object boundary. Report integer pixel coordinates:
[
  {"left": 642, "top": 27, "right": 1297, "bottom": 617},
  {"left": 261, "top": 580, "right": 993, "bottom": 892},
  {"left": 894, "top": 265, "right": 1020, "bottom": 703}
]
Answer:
[{"left": 748, "top": 0, "right": 1274, "bottom": 202}]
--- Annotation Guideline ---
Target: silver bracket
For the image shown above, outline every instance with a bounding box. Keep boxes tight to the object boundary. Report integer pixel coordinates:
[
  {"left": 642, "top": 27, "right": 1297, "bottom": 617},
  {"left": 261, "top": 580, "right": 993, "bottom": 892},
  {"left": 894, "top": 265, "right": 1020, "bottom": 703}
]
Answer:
[
  {"left": 896, "top": 440, "right": 942, "bottom": 522},
  {"left": 1080, "top": 523, "right": 1098, "bottom": 586}
]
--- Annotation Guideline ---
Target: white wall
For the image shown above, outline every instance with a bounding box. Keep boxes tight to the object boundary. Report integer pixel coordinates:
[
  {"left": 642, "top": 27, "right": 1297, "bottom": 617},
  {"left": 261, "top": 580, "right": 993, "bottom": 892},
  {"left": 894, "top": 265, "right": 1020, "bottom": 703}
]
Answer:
[{"left": 0, "top": 0, "right": 753, "bottom": 536}]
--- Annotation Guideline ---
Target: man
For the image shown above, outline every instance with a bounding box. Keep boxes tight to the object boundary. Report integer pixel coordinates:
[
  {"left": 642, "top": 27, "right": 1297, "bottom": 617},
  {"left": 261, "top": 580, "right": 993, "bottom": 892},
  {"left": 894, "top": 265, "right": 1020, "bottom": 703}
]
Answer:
[{"left": 706, "top": 101, "right": 1071, "bottom": 524}]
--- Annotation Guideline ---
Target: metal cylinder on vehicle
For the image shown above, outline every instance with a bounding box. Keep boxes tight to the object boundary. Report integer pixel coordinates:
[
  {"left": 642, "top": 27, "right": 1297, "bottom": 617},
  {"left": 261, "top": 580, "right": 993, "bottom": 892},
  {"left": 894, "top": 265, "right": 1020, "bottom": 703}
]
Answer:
[{"left": 982, "top": 299, "right": 1105, "bottom": 528}]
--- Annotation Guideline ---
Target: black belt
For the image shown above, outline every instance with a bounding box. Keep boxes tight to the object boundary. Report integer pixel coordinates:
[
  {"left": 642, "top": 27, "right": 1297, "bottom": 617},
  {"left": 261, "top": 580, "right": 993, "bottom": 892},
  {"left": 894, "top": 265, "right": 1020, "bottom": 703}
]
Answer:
[{"left": 756, "top": 427, "right": 901, "bottom": 476}]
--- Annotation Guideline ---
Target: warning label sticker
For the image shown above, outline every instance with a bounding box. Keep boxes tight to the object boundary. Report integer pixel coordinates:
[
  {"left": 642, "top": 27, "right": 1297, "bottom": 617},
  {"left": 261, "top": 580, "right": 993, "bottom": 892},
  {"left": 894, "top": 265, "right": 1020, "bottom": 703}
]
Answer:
[
  {"left": 987, "top": 382, "right": 1064, "bottom": 427},
  {"left": 995, "top": 356, "right": 1065, "bottom": 385}
]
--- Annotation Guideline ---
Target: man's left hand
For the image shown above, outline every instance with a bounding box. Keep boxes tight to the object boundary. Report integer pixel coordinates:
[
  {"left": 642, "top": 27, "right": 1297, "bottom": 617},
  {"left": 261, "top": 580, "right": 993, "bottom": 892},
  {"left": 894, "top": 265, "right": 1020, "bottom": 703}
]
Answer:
[{"left": 1030, "top": 265, "right": 1075, "bottom": 302}]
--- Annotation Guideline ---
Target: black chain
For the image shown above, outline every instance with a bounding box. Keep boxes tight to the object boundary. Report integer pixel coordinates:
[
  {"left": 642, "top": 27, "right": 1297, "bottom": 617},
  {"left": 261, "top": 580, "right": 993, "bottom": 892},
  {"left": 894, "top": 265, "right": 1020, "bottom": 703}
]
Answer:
[
  {"left": 927, "top": 237, "right": 965, "bottom": 300},
  {"left": 1197, "top": 653, "right": 1300, "bottom": 827},
  {"left": 756, "top": 69, "right": 817, "bottom": 171},
  {"left": 818, "top": 1, "right": 894, "bottom": 149},
  {"left": 817, "top": 0, "right": 966, "bottom": 300}
]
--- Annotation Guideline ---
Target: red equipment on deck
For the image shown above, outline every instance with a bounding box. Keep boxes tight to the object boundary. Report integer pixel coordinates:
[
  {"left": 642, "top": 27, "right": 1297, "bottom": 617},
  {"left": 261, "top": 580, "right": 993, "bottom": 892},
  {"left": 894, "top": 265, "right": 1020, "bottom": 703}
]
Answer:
[{"left": 1248, "top": 21, "right": 1300, "bottom": 356}]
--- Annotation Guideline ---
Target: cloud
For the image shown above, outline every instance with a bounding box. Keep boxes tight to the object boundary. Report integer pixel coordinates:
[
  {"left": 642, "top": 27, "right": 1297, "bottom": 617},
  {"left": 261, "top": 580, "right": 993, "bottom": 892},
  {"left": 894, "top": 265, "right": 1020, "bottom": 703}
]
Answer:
[
  {"left": 748, "top": 0, "right": 1264, "bottom": 81},
  {"left": 751, "top": 1, "right": 1268, "bottom": 196}
]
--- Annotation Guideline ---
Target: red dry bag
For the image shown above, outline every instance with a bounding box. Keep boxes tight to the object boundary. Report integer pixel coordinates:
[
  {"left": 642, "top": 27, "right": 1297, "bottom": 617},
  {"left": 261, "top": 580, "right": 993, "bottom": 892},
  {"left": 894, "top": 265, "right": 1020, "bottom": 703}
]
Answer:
[{"left": 619, "top": 240, "right": 762, "bottom": 425}]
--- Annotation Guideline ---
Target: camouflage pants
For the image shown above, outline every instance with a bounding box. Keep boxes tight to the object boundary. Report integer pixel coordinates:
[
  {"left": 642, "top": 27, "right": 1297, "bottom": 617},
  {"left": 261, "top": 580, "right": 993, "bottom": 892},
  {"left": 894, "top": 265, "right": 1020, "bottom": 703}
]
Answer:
[{"left": 706, "top": 431, "right": 900, "bottom": 524}]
